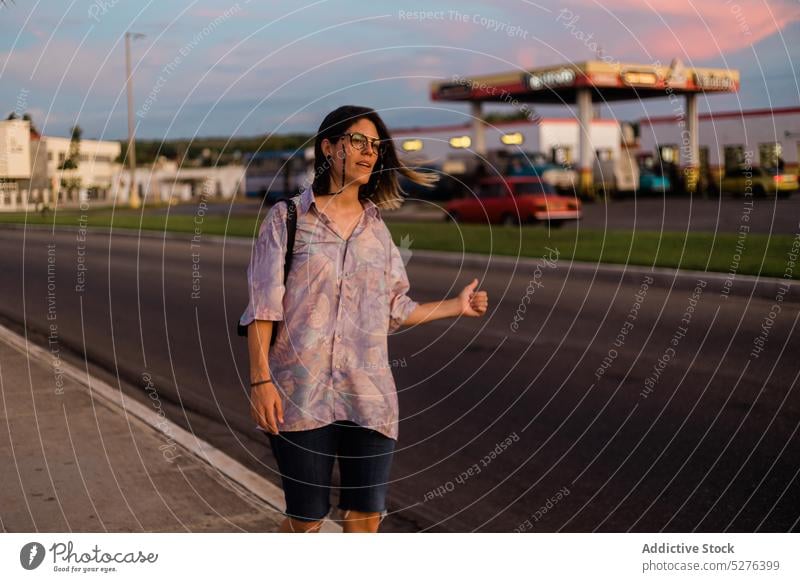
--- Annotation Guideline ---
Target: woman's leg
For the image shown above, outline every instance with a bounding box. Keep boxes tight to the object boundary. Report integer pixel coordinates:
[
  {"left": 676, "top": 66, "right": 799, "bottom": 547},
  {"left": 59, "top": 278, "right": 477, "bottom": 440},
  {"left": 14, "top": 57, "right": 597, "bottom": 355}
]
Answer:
[
  {"left": 341, "top": 509, "right": 385, "bottom": 533},
  {"left": 335, "top": 421, "right": 396, "bottom": 533},
  {"left": 267, "top": 425, "right": 337, "bottom": 532}
]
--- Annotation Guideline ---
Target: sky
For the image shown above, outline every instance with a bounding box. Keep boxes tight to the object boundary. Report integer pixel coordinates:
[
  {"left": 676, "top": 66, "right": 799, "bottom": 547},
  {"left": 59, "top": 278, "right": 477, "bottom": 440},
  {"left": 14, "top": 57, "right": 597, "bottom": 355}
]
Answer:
[{"left": 0, "top": 0, "right": 798, "bottom": 141}]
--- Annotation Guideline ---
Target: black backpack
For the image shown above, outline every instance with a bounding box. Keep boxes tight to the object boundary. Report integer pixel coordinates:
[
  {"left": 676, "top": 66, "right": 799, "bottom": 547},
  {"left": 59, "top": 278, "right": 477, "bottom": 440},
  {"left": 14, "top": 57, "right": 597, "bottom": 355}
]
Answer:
[{"left": 237, "top": 197, "right": 298, "bottom": 345}]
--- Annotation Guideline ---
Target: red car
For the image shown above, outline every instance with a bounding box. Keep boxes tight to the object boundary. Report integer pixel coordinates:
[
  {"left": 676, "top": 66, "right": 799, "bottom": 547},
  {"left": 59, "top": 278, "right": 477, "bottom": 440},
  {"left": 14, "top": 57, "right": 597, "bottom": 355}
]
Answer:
[{"left": 445, "top": 176, "right": 582, "bottom": 226}]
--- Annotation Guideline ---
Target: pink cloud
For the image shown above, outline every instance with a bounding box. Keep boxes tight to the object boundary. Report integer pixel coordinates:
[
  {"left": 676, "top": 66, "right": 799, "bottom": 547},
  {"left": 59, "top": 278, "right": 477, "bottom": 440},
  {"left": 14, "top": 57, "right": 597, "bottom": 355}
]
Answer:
[
  {"left": 514, "top": 47, "right": 539, "bottom": 70},
  {"left": 559, "top": 0, "right": 800, "bottom": 60}
]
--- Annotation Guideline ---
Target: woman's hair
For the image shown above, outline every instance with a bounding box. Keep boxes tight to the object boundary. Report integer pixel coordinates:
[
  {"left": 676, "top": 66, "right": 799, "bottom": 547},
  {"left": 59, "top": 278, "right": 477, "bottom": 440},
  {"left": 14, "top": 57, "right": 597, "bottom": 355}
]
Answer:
[{"left": 311, "top": 105, "right": 437, "bottom": 211}]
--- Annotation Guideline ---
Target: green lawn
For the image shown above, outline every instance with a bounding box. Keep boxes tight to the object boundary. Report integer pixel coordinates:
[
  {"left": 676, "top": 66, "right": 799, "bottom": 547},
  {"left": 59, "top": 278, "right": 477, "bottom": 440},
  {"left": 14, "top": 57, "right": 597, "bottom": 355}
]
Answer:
[{"left": 0, "top": 210, "right": 795, "bottom": 279}]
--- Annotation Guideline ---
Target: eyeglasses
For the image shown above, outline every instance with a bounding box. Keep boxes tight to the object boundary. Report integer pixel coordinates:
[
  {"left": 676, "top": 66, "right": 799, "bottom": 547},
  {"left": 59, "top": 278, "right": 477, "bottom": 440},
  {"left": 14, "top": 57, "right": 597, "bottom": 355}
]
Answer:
[{"left": 338, "top": 132, "right": 384, "bottom": 154}]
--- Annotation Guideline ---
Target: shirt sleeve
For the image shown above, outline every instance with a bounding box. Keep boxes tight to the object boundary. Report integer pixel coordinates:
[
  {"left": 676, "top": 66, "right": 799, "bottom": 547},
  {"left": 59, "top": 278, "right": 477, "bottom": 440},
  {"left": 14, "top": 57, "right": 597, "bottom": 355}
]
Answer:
[
  {"left": 239, "top": 203, "right": 287, "bottom": 327},
  {"left": 387, "top": 233, "right": 419, "bottom": 334}
]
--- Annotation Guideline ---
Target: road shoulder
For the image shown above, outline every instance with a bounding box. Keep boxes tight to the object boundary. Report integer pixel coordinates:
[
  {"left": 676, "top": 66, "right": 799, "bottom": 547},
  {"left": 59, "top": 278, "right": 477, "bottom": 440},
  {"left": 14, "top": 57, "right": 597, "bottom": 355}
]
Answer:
[{"left": 0, "top": 323, "right": 340, "bottom": 533}]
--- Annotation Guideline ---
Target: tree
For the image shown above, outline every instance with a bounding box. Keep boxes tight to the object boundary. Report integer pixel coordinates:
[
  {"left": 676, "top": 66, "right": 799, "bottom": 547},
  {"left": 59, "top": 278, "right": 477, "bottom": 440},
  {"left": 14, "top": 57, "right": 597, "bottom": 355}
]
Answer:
[
  {"left": 68, "top": 124, "right": 82, "bottom": 165},
  {"left": 59, "top": 125, "right": 82, "bottom": 170},
  {"left": 59, "top": 124, "right": 83, "bottom": 190}
]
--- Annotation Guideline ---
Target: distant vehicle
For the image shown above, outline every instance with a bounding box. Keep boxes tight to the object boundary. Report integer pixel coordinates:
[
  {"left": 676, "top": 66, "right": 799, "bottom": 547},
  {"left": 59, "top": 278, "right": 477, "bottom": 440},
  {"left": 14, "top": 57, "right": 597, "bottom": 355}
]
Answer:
[
  {"left": 244, "top": 150, "right": 311, "bottom": 201},
  {"left": 445, "top": 176, "right": 581, "bottom": 227},
  {"left": 639, "top": 170, "right": 671, "bottom": 194},
  {"left": 636, "top": 153, "right": 672, "bottom": 194},
  {"left": 721, "top": 165, "right": 798, "bottom": 198},
  {"left": 594, "top": 148, "right": 639, "bottom": 196},
  {"left": 504, "top": 151, "right": 577, "bottom": 191}
]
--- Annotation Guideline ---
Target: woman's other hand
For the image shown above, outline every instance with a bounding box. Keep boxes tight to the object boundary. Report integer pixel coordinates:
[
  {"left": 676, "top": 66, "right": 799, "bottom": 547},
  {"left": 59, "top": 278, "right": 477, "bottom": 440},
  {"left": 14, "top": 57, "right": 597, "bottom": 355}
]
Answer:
[
  {"left": 458, "top": 278, "right": 488, "bottom": 317},
  {"left": 250, "top": 381, "right": 284, "bottom": 434}
]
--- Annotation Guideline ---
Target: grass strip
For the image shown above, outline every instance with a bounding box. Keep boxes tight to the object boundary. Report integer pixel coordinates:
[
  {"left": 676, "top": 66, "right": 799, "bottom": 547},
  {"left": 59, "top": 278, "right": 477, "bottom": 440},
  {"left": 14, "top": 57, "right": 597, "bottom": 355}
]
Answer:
[{"left": 0, "top": 211, "right": 795, "bottom": 279}]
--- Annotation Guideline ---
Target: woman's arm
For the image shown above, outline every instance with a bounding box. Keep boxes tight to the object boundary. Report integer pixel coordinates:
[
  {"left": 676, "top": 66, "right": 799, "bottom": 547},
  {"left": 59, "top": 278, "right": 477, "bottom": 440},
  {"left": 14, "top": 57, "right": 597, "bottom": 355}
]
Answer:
[
  {"left": 247, "top": 320, "right": 284, "bottom": 434},
  {"left": 247, "top": 319, "right": 273, "bottom": 382},
  {"left": 401, "top": 278, "right": 488, "bottom": 327},
  {"left": 402, "top": 298, "right": 461, "bottom": 325}
]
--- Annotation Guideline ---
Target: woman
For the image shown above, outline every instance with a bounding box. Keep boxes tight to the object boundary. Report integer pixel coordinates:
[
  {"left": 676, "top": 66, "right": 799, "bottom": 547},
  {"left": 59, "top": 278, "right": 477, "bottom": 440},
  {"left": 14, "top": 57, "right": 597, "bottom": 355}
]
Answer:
[{"left": 240, "top": 105, "right": 489, "bottom": 533}]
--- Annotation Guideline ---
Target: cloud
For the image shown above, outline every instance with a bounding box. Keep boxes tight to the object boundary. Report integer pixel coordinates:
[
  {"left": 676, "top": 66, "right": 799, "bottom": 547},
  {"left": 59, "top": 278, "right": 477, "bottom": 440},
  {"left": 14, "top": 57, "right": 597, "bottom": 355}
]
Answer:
[
  {"left": 559, "top": 0, "right": 800, "bottom": 60},
  {"left": 0, "top": 37, "right": 123, "bottom": 96},
  {"left": 514, "top": 47, "right": 539, "bottom": 70}
]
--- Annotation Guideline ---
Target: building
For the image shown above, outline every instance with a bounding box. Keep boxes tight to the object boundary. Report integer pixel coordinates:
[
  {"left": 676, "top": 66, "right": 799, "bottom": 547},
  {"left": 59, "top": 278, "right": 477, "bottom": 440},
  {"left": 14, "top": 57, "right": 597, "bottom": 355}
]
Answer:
[
  {"left": 44, "top": 135, "right": 121, "bottom": 193},
  {"left": 112, "top": 157, "right": 245, "bottom": 204},
  {"left": 0, "top": 119, "right": 30, "bottom": 178},
  {"left": 0, "top": 124, "right": 243, "bottom": 210},
  {"left": 392, "top": 117, "right": 622, "bottom": 167},
  {"left": 25, "top": 128, "right": 50, "bottom": 193},
  {"left": 0, "top": 123, "right": 124, "bottom": 211},
  {"left": 0, "top": 119, "right": 32, "bottom": 209}
]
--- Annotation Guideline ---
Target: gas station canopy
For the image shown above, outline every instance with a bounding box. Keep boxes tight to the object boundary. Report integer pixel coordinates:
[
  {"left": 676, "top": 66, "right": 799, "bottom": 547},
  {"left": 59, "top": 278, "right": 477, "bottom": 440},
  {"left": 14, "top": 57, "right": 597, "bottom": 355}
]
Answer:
[
  {"left": 431, "top": 60, "right": 740, "bottom": 105},
  {"left": 430, "top": 60, "right": 739, "bottom": 196}
]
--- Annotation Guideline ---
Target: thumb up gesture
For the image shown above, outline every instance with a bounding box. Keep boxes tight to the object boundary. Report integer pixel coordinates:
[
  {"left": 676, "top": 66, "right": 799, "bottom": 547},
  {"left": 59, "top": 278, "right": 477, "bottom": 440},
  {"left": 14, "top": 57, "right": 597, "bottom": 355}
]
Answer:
[{"left": 458, "top": 278, "right": 488, "bottom": 317}]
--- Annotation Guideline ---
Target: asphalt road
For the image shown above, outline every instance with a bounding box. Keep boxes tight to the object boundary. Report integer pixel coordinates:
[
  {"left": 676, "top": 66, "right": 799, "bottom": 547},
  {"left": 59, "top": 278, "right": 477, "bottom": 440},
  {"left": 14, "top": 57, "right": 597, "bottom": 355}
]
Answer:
[
  {"left": 566, "top": 194, "right": 800, "bottom": 234},
  {"left": 1, "top": 225, "right": 798, "bottom": 532}
]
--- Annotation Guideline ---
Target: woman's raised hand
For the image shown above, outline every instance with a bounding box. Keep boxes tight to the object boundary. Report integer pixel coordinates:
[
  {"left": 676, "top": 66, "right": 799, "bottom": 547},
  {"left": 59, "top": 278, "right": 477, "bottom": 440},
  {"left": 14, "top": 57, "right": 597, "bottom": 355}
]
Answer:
[{"left": 458, "top": 278, "right": 489, "bottom": 317}]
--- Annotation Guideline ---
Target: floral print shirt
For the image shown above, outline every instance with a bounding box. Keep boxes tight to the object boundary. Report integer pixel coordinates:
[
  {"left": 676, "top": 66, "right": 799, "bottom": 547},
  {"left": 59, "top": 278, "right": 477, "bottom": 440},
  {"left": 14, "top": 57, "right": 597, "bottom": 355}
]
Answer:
[{"left": 239, "top": 185, "right": 418, "bottom": 440}]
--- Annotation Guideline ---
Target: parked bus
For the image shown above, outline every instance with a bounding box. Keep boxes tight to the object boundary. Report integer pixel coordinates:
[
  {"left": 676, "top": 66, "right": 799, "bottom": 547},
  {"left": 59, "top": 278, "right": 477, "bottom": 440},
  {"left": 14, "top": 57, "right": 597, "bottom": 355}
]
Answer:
[{"left": 243, "top": 149, "right": 312, "bottom": 201}]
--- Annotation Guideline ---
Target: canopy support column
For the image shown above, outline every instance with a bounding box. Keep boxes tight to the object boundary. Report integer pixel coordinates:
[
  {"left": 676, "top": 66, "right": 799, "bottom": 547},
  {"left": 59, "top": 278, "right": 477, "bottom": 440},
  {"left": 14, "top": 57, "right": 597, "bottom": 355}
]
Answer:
[
  {"left": 470, "top": 102, "right": 486, "bottom": 156},
  {"left": 683, "top": 92, "right": 700, "bottom": 194},
  {"left": 577, "top": 87, "right": 594, "bottom": 199}
]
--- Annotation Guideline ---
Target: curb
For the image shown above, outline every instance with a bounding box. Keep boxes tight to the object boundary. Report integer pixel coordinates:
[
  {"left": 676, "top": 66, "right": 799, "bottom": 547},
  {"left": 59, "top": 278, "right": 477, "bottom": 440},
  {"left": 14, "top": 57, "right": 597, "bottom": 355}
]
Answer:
[
  {"left": 0, "top": 322, "right": 342, "bottom": 533},
  {"left": 1, "top": 223, "right": 795, "bottom": 303}
]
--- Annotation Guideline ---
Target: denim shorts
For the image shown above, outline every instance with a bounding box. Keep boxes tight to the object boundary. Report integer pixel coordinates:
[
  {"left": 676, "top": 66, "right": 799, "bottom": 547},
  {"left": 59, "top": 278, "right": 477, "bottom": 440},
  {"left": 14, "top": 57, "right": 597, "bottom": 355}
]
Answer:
[{"left": 266, "top": 420, "right": 396, "bottom": 522}]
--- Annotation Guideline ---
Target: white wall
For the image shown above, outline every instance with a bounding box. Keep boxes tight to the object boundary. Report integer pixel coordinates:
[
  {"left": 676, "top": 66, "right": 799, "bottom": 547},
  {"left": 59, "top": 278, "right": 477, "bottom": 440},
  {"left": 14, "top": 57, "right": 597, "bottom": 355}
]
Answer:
[
  {"left": 45, "top": 136, "right": 121, "bottom": 188},
  {"left": 539, "top": 121, "right": 620, "bottom": 164},
  {"left": 0, "top": 119, "right": 31, "bottom": 179},
  {"left": 392, "top": 118, "right": 620, "bottom": 166}
]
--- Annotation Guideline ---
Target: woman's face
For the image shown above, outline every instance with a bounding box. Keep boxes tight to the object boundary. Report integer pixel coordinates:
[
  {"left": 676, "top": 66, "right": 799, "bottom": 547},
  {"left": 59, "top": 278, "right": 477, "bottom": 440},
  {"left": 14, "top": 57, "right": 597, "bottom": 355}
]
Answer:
[{"left": 323, "top": 118, "right": 380, "bottom": 189}]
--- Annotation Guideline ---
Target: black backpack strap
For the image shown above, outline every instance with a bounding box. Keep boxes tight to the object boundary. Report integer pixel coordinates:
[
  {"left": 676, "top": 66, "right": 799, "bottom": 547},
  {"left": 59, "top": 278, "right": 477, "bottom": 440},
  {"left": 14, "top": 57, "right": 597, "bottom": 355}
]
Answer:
[
  {"left": 237, "top": 197, "right": 298, "bottom": 338},
  {"left": 270, "top": 198, "right": 297, "bottom": 345}
]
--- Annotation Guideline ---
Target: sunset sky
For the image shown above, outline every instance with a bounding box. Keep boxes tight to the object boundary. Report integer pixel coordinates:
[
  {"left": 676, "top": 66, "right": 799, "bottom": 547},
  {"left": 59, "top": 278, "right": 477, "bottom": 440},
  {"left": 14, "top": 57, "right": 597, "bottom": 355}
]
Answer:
[{"left": 1, "top": 0, "right": 798, "bottom": 140}]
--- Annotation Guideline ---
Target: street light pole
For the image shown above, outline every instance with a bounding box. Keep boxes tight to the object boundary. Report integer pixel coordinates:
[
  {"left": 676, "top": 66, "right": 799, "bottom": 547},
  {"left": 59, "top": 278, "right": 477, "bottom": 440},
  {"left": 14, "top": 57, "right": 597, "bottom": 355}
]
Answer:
[{"left": 125, "top": 31, "right": 144, "bottom": 208}]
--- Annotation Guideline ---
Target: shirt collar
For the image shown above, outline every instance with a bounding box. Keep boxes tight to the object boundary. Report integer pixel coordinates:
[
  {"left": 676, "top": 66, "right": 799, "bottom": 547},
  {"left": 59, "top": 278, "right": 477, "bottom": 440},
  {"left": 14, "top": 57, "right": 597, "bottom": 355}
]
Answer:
[{"left": 299, "top": 184, "right": 381, "bottom": 220}]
